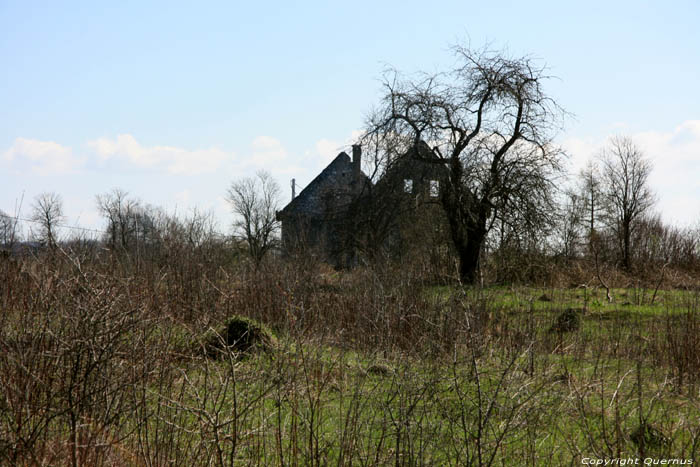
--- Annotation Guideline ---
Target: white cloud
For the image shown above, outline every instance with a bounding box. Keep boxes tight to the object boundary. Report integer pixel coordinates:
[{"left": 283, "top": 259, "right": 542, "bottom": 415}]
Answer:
[
  {"left": 563, "top": 120, "right": 700, "bottom": 226},
  {"left": 348, "top": 129, "right": 364, "bottom": 142},
  {"left": 240, "top": 136, "right": 308, "bottom": 177},
  {"left": 308, "top": 130, "right": 364, "bottom": 170},
  {"left": 560, "top": 136, "right": 599, "bottom": 174},
  {"left": 2, "top": 138, "right": 84, "bottom": 175},
  {"left": 87, "top": 134, "right": 229, "bottom": 175},
  {"left": 314, "top": 130, "right": 363, "bottom": 164},
  {"left": 315, "top": 138, "right": 341, "bottom": 162},
  {"left": 234, "top": 132, "right": 364, "bottom": 186},
  {"left": 246, "top": 136, "right": 288, "bottom": 167},
  {"left": 175, "top": 189, "right": 191, "bottom": 203}
]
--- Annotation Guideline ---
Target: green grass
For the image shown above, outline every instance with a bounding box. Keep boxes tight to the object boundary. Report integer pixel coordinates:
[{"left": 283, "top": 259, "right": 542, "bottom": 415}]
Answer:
[
  {"left": 135, "top": 334, "right": 699, "bottom": 464},
  {"left": 3, "top": 257, "right": 699, "bottom": 465},
  {"left": 429, "top": 284, "right": 699, "bottom": 315}
]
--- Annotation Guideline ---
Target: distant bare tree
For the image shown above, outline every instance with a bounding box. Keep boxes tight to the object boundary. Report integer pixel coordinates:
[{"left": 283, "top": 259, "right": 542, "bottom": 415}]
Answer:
[
  {"left": 578, "top": 160, "right": 603, "bottom": 250},
  {"left": 226, "top": 171, "right": 281, "bottom": 266},
  {"left": 30, "top": 192, "right": 65, "bottom": 249},
  {"left": 556, "top": 188, "right": 585, "bottom": 259},
  {"left": 0, "top": 210, "right": 15, "bottom": 247},
  {"left": 599, "top": 136, "right": 655, "bottom": 271},
  {"left": 180, "top": 208, "right": 218, "bottom": 249},
  {"left": 96, "top": 189, "right": 140, "bottom": 250}
]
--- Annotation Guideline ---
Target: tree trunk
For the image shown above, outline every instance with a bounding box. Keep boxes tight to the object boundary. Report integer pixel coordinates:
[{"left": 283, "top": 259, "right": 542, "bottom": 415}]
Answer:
[
  {"left": 444, "top": 203, "right": 487, "bottom": 284},
  {"left": 622, "top": 220, "right": 631, "bottom": 271},
  {"left": 457, "top": 231, "right": 484, "bottom": 284},
  {"left": 442, "top": 161, "right": 488, "bottom": 284}
]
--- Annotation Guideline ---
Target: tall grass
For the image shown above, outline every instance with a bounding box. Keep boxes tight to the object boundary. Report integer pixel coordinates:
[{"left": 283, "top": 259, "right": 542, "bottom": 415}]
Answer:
[{"left": 1, "top": 246, "right": 699, "bottom": 465}]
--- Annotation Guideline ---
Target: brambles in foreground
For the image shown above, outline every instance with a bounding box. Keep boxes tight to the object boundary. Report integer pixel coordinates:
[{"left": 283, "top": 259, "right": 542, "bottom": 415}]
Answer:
[{"left": 0, "top": 250, "right": 699, "bottom": 465}]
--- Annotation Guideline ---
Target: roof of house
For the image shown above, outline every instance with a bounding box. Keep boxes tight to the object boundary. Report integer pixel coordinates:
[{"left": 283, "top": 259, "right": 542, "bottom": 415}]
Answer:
[
  {"left": 276, "top": 142, "right": 446, "bottom": 221},
  {"left": 277, "top": 151, "right": 368, "bottom": 219}
]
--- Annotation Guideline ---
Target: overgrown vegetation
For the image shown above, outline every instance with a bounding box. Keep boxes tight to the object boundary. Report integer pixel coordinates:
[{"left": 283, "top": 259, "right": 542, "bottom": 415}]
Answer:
[{"left": 1, "top": 235, "right": 699, "bottom": 465}]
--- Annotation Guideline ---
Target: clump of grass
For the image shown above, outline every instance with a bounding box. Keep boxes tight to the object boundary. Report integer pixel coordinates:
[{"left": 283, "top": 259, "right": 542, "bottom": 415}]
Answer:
[
  {"left": 549, "top": 308, "right": 582, "bottom": 333},
  {"left": 365, "top": 362, "right": 393, "bottom": 376},
  {"left": 631, "top": 421, "right": 669, "bottom": 451},
  {"left": 203, "top": 315, "right": 277, "bottom": 358}
]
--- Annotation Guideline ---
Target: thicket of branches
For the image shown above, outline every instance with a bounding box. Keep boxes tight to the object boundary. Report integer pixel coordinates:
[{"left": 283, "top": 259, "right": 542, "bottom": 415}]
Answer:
[{"left": 0, "top": 164, "right": 698, "bottom": 287}]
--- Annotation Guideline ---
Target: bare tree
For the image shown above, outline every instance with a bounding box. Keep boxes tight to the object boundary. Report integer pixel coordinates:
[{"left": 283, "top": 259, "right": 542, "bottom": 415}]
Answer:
[
  {"left": 0, "top": 210, "right": 15, "bottom": 248},
  {"left": 96, "top": 189, "right": 141, "bottom": 250},
  {"left": 556, "top": 188, "right": 585, "bottom": 259},
  {"left": 30, "top": 192, "right": 65, "bottom": 249},
  {"left": 363, "top": 45, "right": 565, "bottom": 283},
  {"left": 226, "top": 171, "right": 281, "bottom": 266},
  {"left": 578, "top": 159, "right": 603, "bottom": 251},
  {"left": 599, "top": 136, "right": 655, "bottom": 271},
  {"left": 179, "top": 208, "right": 218, "bottom": 249}
]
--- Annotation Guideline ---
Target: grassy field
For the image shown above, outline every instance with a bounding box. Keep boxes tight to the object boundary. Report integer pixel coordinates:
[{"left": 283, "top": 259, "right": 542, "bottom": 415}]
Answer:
[{"left": 1, "top": 251, "right": 699, "bottom": 465}]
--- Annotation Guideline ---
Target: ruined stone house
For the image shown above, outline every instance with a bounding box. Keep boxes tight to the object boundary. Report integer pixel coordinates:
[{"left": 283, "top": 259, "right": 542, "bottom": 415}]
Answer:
[
  {"left": 276, "top": 142, "right": 449, "bottom": 267},
  {"left": 275, "top": 145, "right": 369, "bottom": 266}
]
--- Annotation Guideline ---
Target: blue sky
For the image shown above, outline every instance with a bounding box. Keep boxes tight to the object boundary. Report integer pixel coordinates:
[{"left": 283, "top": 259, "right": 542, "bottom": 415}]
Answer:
[{"left": 2, "top": 0, "right": 699, "bottom": 236}]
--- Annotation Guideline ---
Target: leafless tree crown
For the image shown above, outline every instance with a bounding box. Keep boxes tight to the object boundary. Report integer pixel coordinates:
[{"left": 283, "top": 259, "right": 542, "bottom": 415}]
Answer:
[
  {"left": 226, "top": 171, "right": 281, "bottom": 266},
  {"left": 96, "top": 189, "right": 142, "bottom": 250},
  {"left": 31, "top": 192, "right": 65, "bottom": 248},
  {"left": 599, "top": 136, "right": 655, "bottom": 270},
  {"left": 363, "top": 45, "right": 566, "bottom": 283},
  {"left": 0, "top": 210, "right": 16, "bottom": 246}
]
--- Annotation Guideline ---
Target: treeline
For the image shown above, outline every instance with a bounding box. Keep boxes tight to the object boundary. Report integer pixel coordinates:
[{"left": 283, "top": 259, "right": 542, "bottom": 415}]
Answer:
[
  {"left": 1, "top": 189, "right": 229, "bottom": 259},
  {"left": 488, "top": 137, "right": 699, "bottom": 285},
  {"left": 1, "top": 138, "right": 698, "bottom": 288},
  {"left": 1, "top": 186, "right": 699, "bottom": 290}
]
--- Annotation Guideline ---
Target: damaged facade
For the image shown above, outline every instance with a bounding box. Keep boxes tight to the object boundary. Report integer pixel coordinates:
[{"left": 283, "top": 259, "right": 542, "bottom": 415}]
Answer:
[{"left": 276, "top": 142, "right": 450, "bottom": 267}]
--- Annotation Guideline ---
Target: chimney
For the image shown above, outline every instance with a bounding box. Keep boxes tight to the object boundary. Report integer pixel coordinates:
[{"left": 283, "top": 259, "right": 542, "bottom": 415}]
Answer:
[
  {"left": 352, "top": 144, "right": 361, "bottom": 178},
  {"left": 291, "top": 178, "right": 296, "bottom": 200}
]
